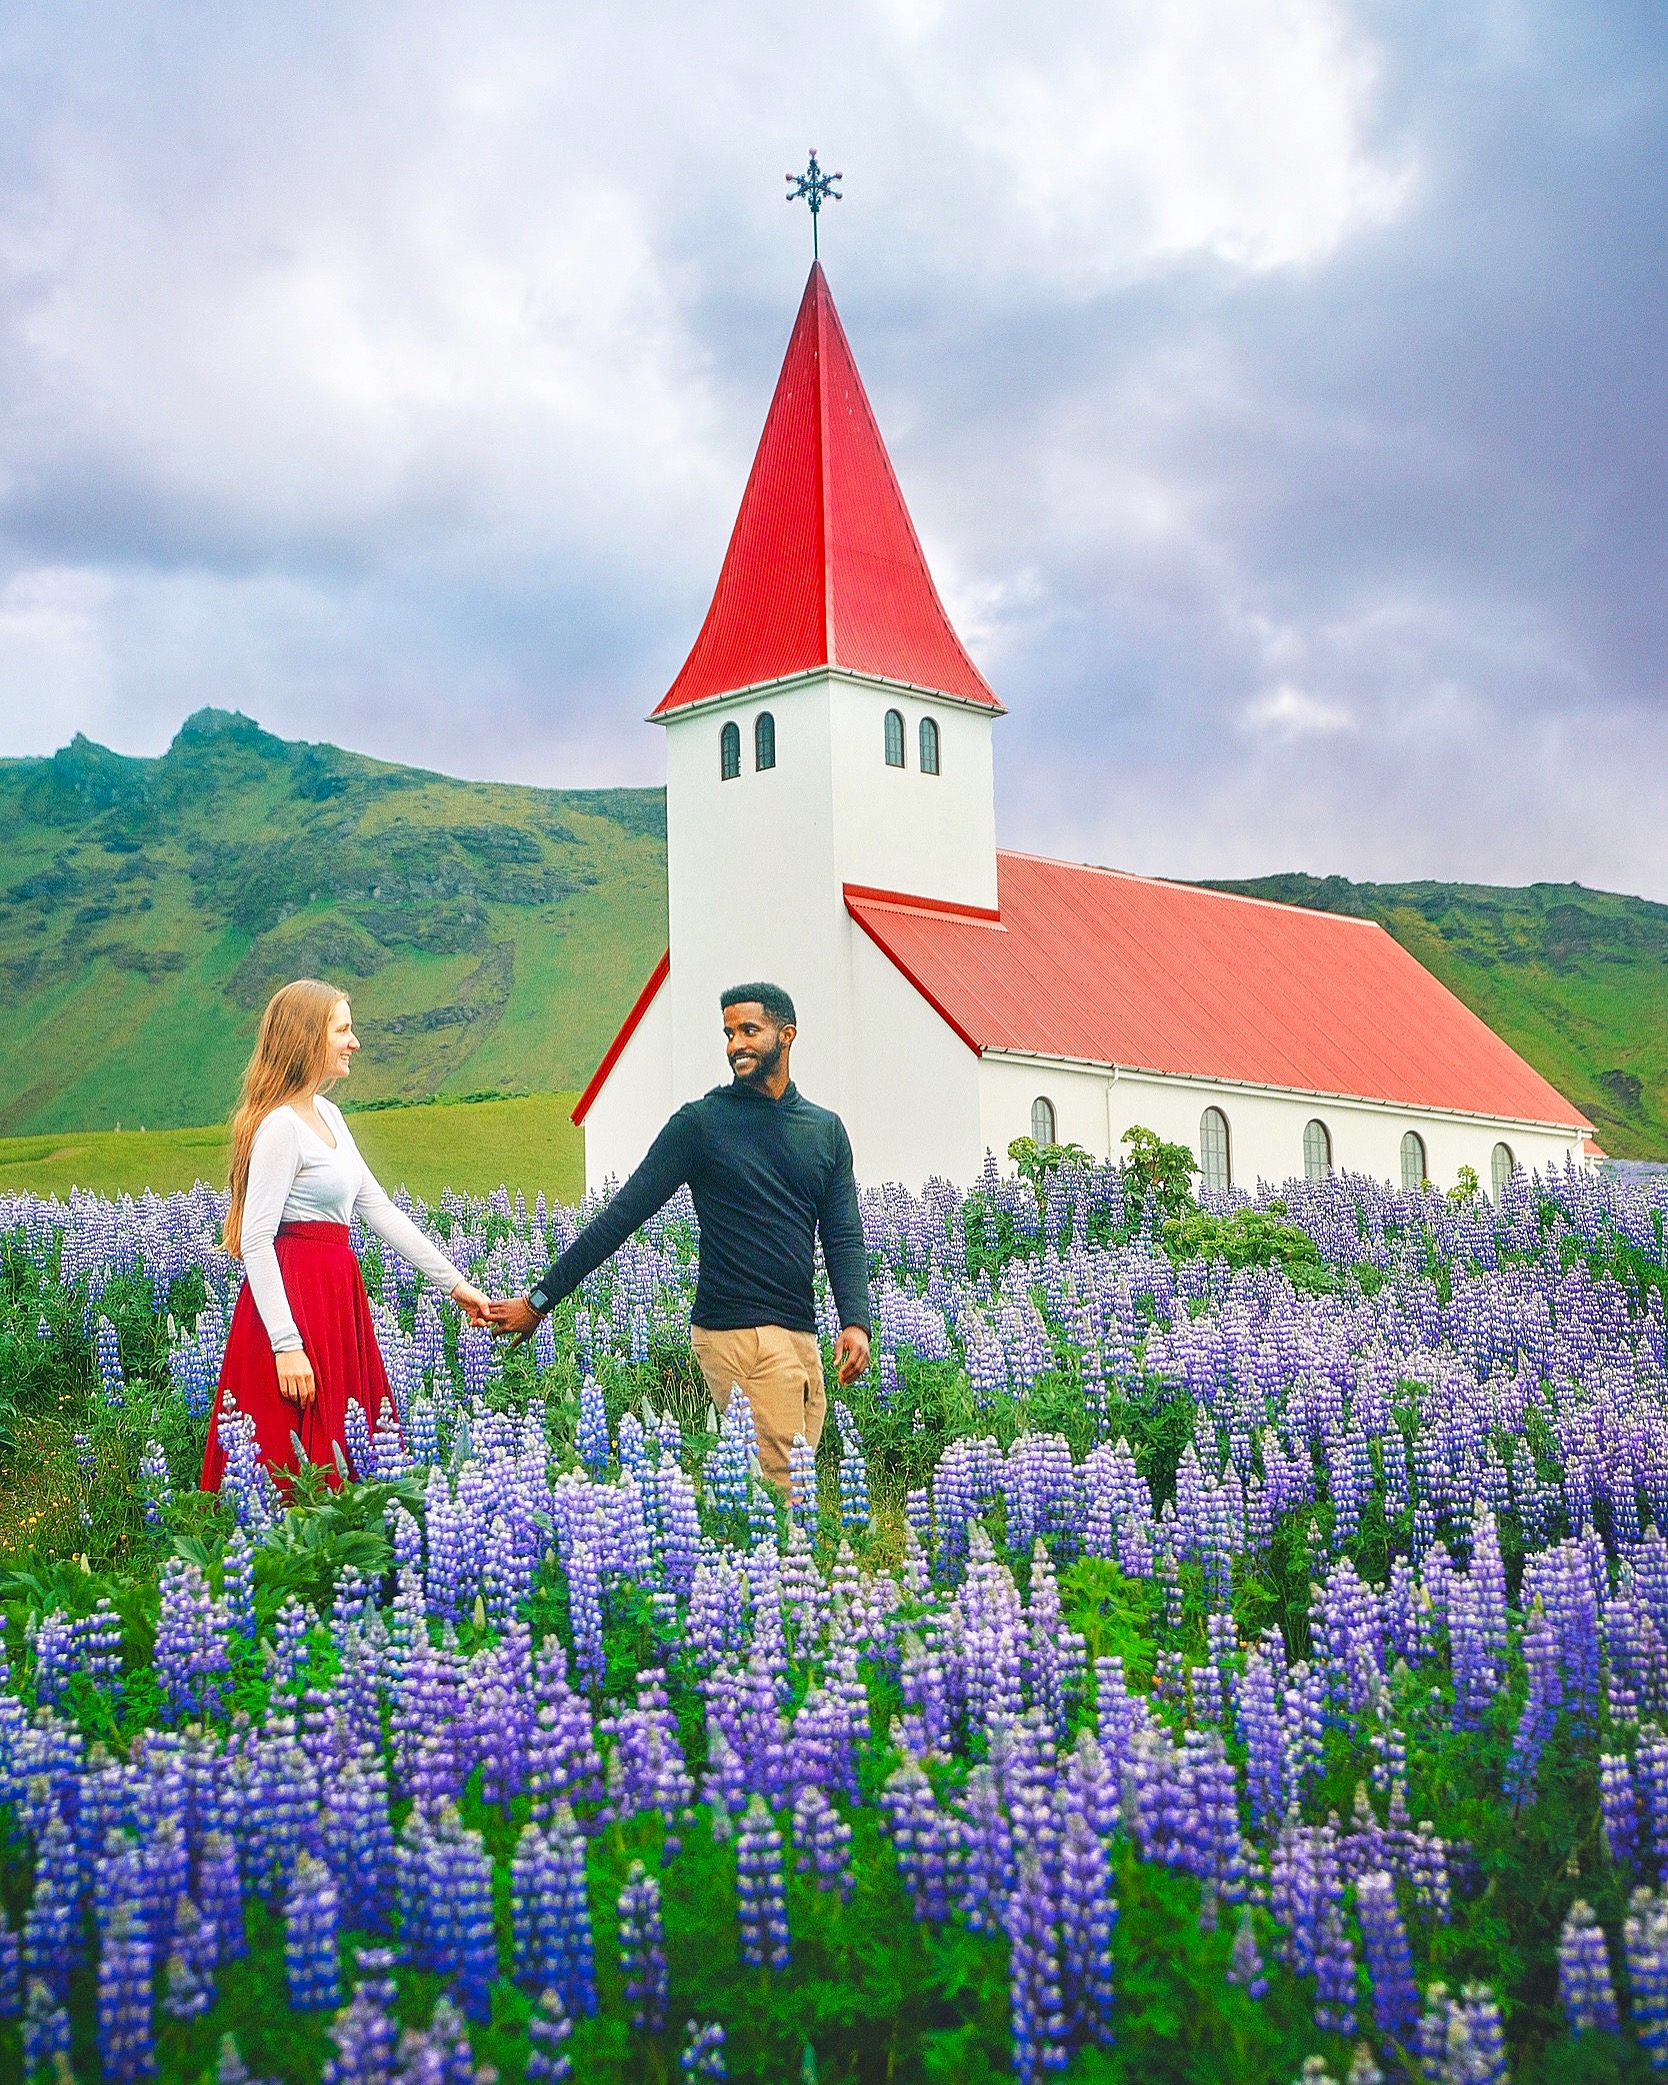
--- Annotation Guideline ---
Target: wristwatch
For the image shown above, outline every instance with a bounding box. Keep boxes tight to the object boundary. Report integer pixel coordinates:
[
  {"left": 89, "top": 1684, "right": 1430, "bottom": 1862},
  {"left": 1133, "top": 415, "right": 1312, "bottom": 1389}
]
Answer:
[{"left": 527, "top": 1281, "right": 555, "bottom": 1317}]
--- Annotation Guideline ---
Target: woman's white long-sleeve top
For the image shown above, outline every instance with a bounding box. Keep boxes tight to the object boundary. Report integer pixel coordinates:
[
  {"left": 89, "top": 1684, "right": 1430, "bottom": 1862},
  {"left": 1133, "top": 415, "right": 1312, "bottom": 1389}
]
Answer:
[{"left": 240, "top": 1097, "right": 465, "bottom": 1353}]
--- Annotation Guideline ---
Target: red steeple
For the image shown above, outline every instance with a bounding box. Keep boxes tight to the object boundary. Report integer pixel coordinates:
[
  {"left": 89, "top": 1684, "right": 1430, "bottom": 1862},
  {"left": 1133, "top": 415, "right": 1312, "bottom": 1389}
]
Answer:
[{"left": 653, "top": 264, "right": 1001, "bottom": 716}]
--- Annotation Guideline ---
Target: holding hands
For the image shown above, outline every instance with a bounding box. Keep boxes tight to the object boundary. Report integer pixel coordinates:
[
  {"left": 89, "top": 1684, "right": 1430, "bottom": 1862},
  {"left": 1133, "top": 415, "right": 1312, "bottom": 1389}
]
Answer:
[
  {"left": 450, "top": 1280, "right": 492, "bottom": 1326},
  {"left": 487, "top": 1294, "right": 542, "bottom": 1343}
]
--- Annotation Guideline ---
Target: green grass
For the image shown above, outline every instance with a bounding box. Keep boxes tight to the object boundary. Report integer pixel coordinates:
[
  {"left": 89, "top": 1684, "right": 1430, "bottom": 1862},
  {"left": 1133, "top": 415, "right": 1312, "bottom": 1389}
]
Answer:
[
  {"left": 0, "top": 1090, "right": 585, "bottom": 1204},
  {"left": 1202, "top": 871, "right": 1668, "bottom": 1158},
  {"left": 0, "top": 708, "right": 667, "bottom": 1135}
]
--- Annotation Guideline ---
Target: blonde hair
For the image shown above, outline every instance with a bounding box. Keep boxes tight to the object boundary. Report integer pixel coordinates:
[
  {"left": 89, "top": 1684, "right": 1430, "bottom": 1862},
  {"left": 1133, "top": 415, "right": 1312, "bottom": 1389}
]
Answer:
[{"left": 223, "top": 979, "right": 344, "bottom": 1258}]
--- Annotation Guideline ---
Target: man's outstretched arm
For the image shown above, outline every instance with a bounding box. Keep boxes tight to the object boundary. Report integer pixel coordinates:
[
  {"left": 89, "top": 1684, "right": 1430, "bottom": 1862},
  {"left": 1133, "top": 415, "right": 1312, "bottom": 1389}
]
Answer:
[
  {"left": 818, "top": 1122, "right": 872, "bottom": 1386},
  {"left": 490, "top": 1112, "right": 696, "bottom": 1337}
]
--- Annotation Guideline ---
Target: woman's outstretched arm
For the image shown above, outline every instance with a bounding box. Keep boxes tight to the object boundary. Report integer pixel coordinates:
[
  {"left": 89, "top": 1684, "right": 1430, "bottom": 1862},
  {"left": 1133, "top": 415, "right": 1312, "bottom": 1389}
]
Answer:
[{"left": 241, "top": 1110, "right": 307, "bottom": 1353}]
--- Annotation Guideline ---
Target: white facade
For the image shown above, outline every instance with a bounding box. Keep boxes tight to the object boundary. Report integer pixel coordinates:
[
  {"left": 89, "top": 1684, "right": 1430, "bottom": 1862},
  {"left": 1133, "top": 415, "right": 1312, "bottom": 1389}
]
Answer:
[
  {"left": 974, "top": 1049, "right": 1584, "bottom": 1198},
  {"left": 582, "top": 671, "right": 1589, "bottom": 1199},
  {"left": 584, "top": 667, "right": 996, "bottom": 1191}
]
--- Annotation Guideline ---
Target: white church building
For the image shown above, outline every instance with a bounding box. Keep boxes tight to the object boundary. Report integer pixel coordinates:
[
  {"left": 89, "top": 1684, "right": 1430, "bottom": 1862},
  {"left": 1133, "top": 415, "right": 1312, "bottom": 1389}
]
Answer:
[{"left": 575, "top": 263, "right": 1593, "bottom": 1197}]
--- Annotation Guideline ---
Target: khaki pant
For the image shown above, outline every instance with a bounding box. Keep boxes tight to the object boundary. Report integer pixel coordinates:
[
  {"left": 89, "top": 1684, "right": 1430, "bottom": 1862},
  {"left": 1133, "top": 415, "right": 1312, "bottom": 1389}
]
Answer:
[{"left": 691, "top": 1325, "right": 826, "bottom": 1491}]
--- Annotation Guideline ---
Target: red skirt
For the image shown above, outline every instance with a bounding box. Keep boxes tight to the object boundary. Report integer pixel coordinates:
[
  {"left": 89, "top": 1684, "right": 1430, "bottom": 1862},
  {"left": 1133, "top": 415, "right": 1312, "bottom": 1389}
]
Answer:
[{"left": 200, "top": 1221, "right": 392, "bottom": 1492}]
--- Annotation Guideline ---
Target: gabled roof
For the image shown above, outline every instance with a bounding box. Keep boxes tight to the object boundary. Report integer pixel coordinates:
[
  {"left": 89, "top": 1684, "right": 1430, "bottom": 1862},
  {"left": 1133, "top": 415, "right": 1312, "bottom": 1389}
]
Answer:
[
  {"left": 571, "top": 950, "right": 669, "bottom": 1126},
  {"left": 653, "top": 264, "right": 1000, "bottom": 718},
  {"left": 847, "top": 854, "right": 1590, "bottom": 1131}
]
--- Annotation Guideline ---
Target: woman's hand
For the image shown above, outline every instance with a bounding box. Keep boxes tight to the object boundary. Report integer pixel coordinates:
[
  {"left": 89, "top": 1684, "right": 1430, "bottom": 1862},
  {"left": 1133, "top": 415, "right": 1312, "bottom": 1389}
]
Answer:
[
  {"left": 451, "top": 1280, "right": 492, "bottom": 1326},
  {"left": 276, "top": 1347, "right": 316, "bottom": 1406}
]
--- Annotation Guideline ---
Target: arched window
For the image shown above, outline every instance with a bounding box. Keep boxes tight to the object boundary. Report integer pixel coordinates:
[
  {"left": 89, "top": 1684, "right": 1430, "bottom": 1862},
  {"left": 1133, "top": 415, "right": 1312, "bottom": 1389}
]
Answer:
[
  {"left": 1199, "top": 1107, "right": 1231, "bottom": 1194},
  {"left": 919, "top": 716, "right": 941, "bottom": 775},
  {"left": 1302, "top": 1118, "right": 1332, "bottom": 1181},
  {"left": 884, "top": 708, "right": 906, "bottom": 768},
  {"left": 1491, "top": 1141, "right": 1516, "bottom": 1198},
  {"left": 720, "top": 721, "right": 740, "bottom": 781},
  {"left": 1030, "top": 1096, "right": 1057, "bottom": 1145},
  {"left": 1400, "top": 1130, "right": 1427, "bottom": 1191},
  {"left": 754, "top": 712, "right": 775, "bottom": 771}
]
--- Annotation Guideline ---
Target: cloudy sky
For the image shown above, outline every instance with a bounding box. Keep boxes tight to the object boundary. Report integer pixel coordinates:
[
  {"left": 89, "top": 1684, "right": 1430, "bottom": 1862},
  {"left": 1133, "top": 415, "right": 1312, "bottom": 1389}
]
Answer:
[{"left": 0, "top": 1, "right": 1663, "bottom": 896}]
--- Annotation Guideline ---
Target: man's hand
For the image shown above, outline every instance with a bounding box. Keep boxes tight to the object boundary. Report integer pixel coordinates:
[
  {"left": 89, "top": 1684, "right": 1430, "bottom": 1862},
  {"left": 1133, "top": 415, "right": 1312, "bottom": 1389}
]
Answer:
[
  {"left": 450, "top": 1281, "right": 492, "bottom": 1326},
  {"left": 488, "top": 1295, "right": 543, "bottom": 1345},
  {"left": 832, "top": 1325, "right": 870, "bottom": 1387},
  {"left": 276, "top": 1347, "right": 316, "bottom": 1406}
]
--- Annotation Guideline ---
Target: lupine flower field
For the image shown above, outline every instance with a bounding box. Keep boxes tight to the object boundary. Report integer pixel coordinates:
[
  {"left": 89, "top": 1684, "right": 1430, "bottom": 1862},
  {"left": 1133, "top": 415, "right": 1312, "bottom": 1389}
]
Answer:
[{"left": 2, "top": 1147, "right": 1668, "bottom": 2081}]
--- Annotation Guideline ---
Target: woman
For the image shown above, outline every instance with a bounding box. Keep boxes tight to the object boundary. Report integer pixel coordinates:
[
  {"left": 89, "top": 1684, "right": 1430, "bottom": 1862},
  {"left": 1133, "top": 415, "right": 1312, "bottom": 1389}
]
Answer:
[{"left": 201, "top": 978, "right": 490, "bottom": 1491}]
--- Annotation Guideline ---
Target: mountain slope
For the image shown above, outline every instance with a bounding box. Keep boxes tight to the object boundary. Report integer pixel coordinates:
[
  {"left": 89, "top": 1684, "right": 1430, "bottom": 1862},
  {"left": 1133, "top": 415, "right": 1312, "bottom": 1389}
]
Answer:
[
  {"left": 1199, "top": 873, "right": 1668, "bottom": 1159},
  {"left": 0, "top": 710, "right": 668, "bottom": 1134}
]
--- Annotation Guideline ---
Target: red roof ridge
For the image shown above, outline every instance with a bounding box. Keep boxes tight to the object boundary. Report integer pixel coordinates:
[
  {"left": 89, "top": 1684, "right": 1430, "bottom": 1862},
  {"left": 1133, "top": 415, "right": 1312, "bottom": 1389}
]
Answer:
[
  {"left": 843, "top": 881, "right": 1003, "bottom": 925},
  {"left": 571, "top": 950, "right": 670, "bottom": 1126},
  {"left": 653, "top": 263, "right": 1001, "bottom": 717},
  {"left": 993, "top": 850, "right": 1383, "bottom": 929}
]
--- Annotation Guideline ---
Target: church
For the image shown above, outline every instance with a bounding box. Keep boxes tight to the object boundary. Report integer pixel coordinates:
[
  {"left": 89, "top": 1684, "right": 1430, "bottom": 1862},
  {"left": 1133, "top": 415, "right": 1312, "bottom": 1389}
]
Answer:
[{"left": 574, "top": 263, "right": 1593, "bottom": 1197}]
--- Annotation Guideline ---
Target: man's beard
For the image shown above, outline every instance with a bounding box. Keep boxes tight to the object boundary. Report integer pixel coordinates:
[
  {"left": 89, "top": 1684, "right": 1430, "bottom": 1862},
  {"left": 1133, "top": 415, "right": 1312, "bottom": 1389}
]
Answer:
[{"left": 731, "top": 1035, "right": 783, "bottom": 1085}]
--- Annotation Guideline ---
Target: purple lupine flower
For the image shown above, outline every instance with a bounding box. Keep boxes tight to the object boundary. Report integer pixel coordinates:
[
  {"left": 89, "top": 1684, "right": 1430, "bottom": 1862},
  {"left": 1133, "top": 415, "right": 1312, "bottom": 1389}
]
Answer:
[
  {"left": 140, "top": 1439, "right": 172, "bottom": 1526},
  {"left": 324, "top": 1753, "right": 397, "bottom": 1937},
  {"left": 161, "top": 1896, "right": 216, "bottom": 2021},
  {"left": 1006, "top": 1847, "right": 1067, "bottom": 2085},
  {"left": 95, "top": 1315, "right": 125, "bottom": 1405},
  {"left": 0, "top": 1917, "right": 18, "bottom": 2017},
  {"left": 1313, "top": 1900, "right": 1357, "bottom": 2037},
  {"left": 576, "top": 1376, "right": 610, "bottom": 1474},
  {"left": 1428, "top": 1982, "right": 1509, "bottom": 2085},
  {"left": 1355, "top": 1870, "right": 1417, "bottom": 2048},
  {"left": 1602, "top": 1753, "right": 1641, "bottom": 1869},
  {"left": 97, "top": 1902, "right": 154, "bottom": 2081},
  {"left": 680, "top": 2020, "right": 727, "bottom": 2079},
  {"left": 221, "top": 1528, "right": 256, "bottom": 1640},
  {"left": 735, "top": 1794, "right": 790, "bottom": 1969},
  {"left": 320, "top": 1947, "right": 399, "bottom": 2085},
  {"left": 1057, "top": 1809, "right": 1115, "bottom": 2049},
  {"left": 950, "top": 1759, "right": 1017, "bottom": 1934},
  {"left": 1559, "top": 1899, "right": 1619, "bottom": 2034},
  {"left": 1227, "top": 1905, "right": 1268, "bottom": 2000},
  {"left": 787, "top": 1433, "right": 818, "bottom": 1533},
  {"left": 511, "top": 1808, "right": 596, "bottom": 2017},
  {"left": 197, "top": 1831, "right": 246, "bottom": 1963},
  {"left": 832, "top": 1401, "right": 871, "bottom": 1532},
  {"left": 792, "top": 1786, "right": 853, "bottom": 1900},
  {"left": 525, "top": 1987, "right": 574, "bottom": 2082},
  {"left": 285, "top": 1851, "right": 341, "bottom": 2010},
  {"left": 23, "top": 1979, "right": 71, "bottom": 2076},
  {"left": 567, "top": 1540, "right": 605, "bottom": 1693},
  {"left": 880, "top": 1758, "right": 952, "bottom": 1925},
  {"left": 1624, "top": 1886, "right": 1668, "bottom": 2070},
  {"left": 618, "top": 1861, "right": 668, "bottom": 2034}
]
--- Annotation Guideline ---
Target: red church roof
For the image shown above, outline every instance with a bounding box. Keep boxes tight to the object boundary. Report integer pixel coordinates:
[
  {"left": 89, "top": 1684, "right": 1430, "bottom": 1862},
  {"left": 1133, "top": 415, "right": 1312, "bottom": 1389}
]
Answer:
[
  {"left": 653, "top": 264, "right": 1000, "bottom": 717},
  {"left": 846, "top": 855, "right": 1589, "bottom": 1130}
]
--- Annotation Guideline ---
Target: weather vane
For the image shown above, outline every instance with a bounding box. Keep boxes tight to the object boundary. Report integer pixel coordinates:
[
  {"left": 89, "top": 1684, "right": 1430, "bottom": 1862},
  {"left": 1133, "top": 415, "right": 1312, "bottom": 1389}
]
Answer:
[{"left": 786, "top": 149, "right": 842, "bottom": 260}]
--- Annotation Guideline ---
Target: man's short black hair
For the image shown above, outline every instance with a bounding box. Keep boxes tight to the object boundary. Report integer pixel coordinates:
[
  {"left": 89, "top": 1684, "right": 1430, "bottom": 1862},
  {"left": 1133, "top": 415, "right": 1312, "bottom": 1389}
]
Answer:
[{"left": 721, "top": 981, "right": 797, "bottom": 1028}]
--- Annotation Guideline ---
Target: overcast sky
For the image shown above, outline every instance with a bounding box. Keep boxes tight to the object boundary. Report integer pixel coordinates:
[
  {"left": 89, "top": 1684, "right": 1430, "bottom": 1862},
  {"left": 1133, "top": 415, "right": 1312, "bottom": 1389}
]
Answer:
[{"left": 0, "top": 1, "right": 1663, "bottom": 896}]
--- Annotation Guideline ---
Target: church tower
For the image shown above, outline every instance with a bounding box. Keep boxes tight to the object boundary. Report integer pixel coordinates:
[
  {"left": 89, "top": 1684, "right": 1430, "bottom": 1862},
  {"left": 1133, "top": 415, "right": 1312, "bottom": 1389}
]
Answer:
[{"left": 576, "top": 263, "right": 1003, "bottom": 1185}]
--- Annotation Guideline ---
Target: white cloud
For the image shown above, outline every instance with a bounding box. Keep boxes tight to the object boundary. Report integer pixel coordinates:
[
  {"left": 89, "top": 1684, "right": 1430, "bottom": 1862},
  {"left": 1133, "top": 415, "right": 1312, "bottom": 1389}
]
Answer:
[{"left": 1242, "top": 682, "right": 1356, "bottom": 736}]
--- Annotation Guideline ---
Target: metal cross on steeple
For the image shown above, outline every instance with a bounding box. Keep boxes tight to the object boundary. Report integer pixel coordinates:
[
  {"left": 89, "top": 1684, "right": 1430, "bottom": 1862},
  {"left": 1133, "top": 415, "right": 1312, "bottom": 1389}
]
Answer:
[{"left": 786, "top": 149, "right": 842, "bottom": 260}]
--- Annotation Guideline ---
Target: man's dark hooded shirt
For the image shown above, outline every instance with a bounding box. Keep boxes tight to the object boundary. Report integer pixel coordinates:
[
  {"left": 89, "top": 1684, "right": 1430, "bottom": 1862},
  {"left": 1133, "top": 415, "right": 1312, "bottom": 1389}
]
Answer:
[{"left": 535, "top": 1080, "right": 871, "bottom": 1335}]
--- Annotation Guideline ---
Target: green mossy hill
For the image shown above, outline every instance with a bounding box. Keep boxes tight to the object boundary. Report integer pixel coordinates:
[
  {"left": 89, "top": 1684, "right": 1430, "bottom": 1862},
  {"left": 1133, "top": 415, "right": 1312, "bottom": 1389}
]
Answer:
[
  {"left": 1201, "top": 871, "right": 1668, "bottom": 1160},
  {"left": 0, "top": 710, "right": 667, "bottom": 1134}
]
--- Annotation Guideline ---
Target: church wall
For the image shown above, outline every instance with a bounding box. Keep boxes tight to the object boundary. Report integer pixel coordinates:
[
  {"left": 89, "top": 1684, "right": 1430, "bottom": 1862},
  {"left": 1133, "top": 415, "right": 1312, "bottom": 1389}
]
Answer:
[
  {"left": 663, "top": 678, "right": 849, "bottom": 1115},
  {"left": 581, "top": 973, "right": 674, "bottom": 1196},
  {"left": 824, "top": 676, "right": 998, "bottom": 910},
  {"left": 847, "top": 926, "right": 983, "bottom": 1190},
  {"left": 661, "top": 671, "right": 998, "bottom": 1142},
  {"left": 976, "top": 1052, "right": 1585, "bottom": 1194}
]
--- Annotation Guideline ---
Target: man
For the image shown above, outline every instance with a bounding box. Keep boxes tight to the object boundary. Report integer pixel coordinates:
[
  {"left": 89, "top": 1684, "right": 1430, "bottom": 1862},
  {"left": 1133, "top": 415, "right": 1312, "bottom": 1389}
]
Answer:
[{"left": 489, "top": 982, "right": 871, "bottom": 1488}]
